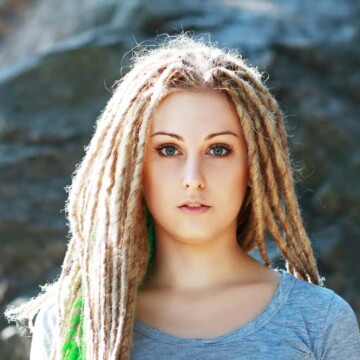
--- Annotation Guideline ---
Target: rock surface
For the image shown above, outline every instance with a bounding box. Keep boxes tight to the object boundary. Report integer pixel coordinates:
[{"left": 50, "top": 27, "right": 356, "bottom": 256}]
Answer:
[{"left": 0, "top": 0, "right": 359, "bottom": 358}]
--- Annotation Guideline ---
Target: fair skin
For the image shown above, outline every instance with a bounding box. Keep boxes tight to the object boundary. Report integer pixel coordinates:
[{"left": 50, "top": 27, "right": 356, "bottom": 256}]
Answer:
[{"left": 137, "top": 89, "right": 281, "bottom": 338}]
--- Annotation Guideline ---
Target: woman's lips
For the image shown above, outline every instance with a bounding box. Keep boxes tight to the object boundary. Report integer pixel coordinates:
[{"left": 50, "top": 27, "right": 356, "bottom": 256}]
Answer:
[{"left": 179, "top": 205, "right": 211, "bottom": 214}]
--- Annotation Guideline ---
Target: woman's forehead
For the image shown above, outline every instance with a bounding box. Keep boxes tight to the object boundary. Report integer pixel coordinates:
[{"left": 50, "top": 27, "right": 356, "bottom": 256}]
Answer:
[{"left": 149, "top": 90, "right": 243, "bottom": 136}]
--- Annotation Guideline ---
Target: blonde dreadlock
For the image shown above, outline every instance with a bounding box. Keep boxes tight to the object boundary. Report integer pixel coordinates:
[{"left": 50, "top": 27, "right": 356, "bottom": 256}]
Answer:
[{"left": 4, "top": 32, "right": 325, "bottom": 360}]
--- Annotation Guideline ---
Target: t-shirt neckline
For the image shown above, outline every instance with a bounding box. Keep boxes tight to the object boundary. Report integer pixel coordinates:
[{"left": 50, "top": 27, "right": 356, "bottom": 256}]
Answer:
[{"left": 134, "top": 268, "right": 295, "bottom": 345}]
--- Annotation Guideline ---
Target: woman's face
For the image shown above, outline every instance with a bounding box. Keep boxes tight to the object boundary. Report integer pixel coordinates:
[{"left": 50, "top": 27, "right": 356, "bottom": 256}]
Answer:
[{"left": 142, "top": 90, "right": 249, "bottom": 246}]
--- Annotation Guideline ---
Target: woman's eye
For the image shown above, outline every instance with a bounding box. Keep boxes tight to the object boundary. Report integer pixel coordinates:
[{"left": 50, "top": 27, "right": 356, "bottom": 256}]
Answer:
[
  {"left": 154, "top": 144, "right": 233, "bottom": 157},
  {"left": 209, "top": 144, "right": 233, "bottom": 156},
  {"left": 156, "top": 144, "right": 179, "bottom": 157}
]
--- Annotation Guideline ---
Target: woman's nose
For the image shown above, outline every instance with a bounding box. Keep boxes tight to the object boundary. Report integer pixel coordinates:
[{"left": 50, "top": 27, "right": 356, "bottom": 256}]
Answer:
[{"left": 182, "top": 157, "right": 205, "bottom": 189}]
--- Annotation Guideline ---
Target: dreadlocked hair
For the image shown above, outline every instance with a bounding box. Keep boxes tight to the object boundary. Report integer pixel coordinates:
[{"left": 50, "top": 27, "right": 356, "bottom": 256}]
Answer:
[{"left": 4, "top": 31, "right": 325, "bottom": 360}]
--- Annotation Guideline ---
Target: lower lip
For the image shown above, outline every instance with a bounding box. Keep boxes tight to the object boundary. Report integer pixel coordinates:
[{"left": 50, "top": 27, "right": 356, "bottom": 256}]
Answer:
[{"left": 179, "top": 206, "right": 211, "bottom": 214}]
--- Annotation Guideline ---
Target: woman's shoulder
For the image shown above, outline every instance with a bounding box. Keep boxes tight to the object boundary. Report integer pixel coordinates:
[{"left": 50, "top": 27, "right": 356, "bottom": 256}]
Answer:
[
  {"left": 35, "top": 294, "right": 58, "bottom": 330},
  {"left": 281, "top": 269, "right": 355, "bottom": 317},
  {"left": 284, "top": 270, "right": 352, "bottom": 312},
  {"left": 30, "top": 294, "right": 59, "bottom": 360},
  {"left": 263, "top": 270, "right": 358, "bottom": 358},
  {"left": 280, "top": 270, "right": 360, "bottom": 354}
]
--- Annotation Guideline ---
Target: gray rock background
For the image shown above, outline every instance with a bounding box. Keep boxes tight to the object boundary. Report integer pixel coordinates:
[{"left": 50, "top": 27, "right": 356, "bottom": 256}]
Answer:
[{"left": 0, "top": 0, "right": 359, "bottom": 358}]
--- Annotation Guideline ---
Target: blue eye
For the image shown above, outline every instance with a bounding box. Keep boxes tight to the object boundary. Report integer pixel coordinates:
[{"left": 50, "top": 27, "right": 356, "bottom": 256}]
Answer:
[
  {"left": 210, "top": 145, "right": 233, "bottom": 156},
  {"left": 157, "top": 144, "right": 179, "bottom": 157}
]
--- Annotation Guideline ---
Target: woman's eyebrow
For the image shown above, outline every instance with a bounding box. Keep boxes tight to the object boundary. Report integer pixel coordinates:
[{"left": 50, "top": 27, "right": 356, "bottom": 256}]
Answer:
[{"left": 151, "top": 131, "right": 239, "bottom": 141}]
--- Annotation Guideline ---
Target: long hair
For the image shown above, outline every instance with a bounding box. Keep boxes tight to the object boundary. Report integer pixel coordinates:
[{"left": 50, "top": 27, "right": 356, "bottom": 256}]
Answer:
[{"left": 4, "top": 32, "right": 325, "bottom": 360}]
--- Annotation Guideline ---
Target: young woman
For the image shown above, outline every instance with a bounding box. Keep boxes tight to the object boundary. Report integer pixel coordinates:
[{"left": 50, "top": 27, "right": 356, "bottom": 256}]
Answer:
[{"left": 5, "top": 33, "right": 360, "bottom": 360}]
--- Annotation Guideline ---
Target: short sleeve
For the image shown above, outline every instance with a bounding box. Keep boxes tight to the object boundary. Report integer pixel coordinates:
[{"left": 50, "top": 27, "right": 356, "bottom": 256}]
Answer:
[
  {"left": 314, "top": 291, "right": 360, "bottom": 359},
  {"left": 30, "top": 297, "right": 58, "bottom": 360}
]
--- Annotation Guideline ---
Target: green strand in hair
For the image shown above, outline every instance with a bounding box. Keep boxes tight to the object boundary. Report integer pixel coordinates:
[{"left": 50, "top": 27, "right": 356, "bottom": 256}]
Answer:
[
  {"left": 145, "top": 204, "right": 156, "bottom": 270},
  {"left": 137, "top": 205, "right": 156, "bottom": 292},
  {"left": 62, "top": 296, "right": 85, "bottom": 360},
  {"left": 62, "top": 206, "right": 155, "bottom": 359}
]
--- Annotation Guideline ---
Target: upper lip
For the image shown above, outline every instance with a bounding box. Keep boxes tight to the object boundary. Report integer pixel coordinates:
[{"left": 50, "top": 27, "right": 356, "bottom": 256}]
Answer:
[{"left": 179, "top": 200, "right": 210, "bottom": 207}]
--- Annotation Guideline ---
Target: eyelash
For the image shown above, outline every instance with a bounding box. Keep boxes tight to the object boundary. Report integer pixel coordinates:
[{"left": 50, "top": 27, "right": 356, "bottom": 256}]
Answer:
[{"left": 154, "top": 143, "right": 234, "bottom": 157}]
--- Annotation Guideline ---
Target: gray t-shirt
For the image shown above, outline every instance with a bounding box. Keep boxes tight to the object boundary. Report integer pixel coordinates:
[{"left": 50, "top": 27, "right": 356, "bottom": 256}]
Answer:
[{"left": 30, "top": 269, "right": 360, "bottom": 359}]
